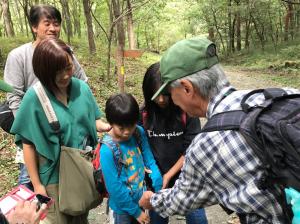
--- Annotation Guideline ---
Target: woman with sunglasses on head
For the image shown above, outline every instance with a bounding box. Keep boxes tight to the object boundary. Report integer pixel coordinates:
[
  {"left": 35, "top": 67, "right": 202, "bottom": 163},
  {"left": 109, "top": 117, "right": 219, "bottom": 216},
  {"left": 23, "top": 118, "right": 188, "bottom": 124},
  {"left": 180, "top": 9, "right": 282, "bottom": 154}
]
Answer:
[{"left": 140, "top": 62, "right": 208, "bottom": 224}]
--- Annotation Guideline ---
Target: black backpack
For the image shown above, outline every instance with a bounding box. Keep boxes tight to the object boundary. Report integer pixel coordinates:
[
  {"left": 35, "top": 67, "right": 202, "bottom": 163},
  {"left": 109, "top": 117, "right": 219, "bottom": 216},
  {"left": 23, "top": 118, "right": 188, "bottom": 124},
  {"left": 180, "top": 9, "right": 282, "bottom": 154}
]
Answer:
[
  {"left": 0, "top": 101, "right": 14, "bottom": 133},
  {"left": 201, "top": 88, "right": 300, "bottom": 222}
]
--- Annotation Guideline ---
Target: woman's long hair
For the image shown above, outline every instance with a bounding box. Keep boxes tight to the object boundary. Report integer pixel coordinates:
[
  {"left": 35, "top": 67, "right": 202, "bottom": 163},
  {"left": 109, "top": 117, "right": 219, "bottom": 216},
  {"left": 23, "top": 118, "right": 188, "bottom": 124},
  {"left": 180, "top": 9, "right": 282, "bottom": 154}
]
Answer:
[{"left": 142, "top": 62, "right": 181, "bottom": 129}]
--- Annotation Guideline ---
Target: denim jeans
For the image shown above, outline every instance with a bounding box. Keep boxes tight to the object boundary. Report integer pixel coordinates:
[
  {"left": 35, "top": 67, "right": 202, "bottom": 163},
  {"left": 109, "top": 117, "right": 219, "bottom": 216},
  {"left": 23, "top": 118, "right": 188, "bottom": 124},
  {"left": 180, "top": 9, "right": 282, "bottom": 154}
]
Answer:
[
  {"left": 112, "top": 212, "right": 139, "bottom": 224},
  {"left": 18, "top": 163, "right": 33, "bottom": 191},
  {"left": 150, "top": 208, "right": 208, "bottom": 224}
]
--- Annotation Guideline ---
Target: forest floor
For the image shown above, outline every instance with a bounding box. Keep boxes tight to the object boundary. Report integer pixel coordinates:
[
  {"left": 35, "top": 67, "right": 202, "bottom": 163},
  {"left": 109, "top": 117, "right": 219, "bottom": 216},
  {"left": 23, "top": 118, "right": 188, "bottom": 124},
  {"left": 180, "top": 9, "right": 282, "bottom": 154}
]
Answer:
[{"left": 0, "top": 60, "right": 291, "bottom": 224}]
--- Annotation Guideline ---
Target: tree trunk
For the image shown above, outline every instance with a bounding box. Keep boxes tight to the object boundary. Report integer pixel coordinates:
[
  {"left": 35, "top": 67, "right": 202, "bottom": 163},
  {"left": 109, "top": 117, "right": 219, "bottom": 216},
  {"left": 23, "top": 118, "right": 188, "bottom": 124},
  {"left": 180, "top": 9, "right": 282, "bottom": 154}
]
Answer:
[
  {"left": 205, "top": 15, "right": 215, "bottom": 42},
  {"left": 212, "top": 6, "right": 226, "bottom": 54},
  {"left": 111, "top": 0, "right": 126, "bottom": 92},
  {"left": 106, "top": 26, "right": 114, "bottom": 83},
  {"left": 268, "top": 10, "right": 277, "bottom": 51},
  {"left": 244, "top": 16, "right": 251, "bottom": 50},
  {"left": 235, "top": 0, "right": 241, "bottom": 51},
  {"left": 284, "top": 2, "right": 293, "bottom": 41},
  {"left": 82, "top": 0, "right": 96, "bottom": 54},
  {"left": 296, "top": 5, "right": 300, "bottom": 34},
  {"left": 0, "top": 6, "right": 2, "bottom": 36},
  {"left": 251, "top": 14, "right": 265, "bottom": 50},
  {"left": 208, "top": 26, "right": 215, "bottom": 42},
  {"left": 13, "top": 0, "right": 24, "bottom": 33},
  {"left": 60, "top": 0, "right": 73, "bottom": 43},
  {"left": 2, "top": 0, "right": 15, "bottom": 37},
  {"left": 19, "top": 0, "right": 34, "bottom": 39},
  {"left": 126, "top": 0, "right": 136, "bottom": 49},
  {"left": 231, "top": 14, "right": 236, "bottom": 52},
  {"left": 227, "top": 0, "right": 232, "bottom": 53},
  {"left": 136, "top": 23, "right": 140, "bottom": 48},
  {"left": 72, "top": 1, "right": 81, "bottom": 37},
  {"left": 290, "top": 3, "right": 295, "bottom": 40},
  {"left": 111, "top": 0, "right": 125, "bottom": 47},
  {"left": 144, "top": 26, "right": 149, "bottom": 49}
]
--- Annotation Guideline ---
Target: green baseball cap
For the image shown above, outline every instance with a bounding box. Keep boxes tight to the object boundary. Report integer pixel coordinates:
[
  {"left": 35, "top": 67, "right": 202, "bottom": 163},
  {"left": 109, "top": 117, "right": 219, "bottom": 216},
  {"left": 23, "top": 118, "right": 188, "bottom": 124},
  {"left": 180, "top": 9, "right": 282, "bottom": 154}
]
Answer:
[
  {"left": 151, "top": 37, "right": 219, "bottom": 100},
  {"left": 0, "top": 80, "right": 13, "bottom": 92}
]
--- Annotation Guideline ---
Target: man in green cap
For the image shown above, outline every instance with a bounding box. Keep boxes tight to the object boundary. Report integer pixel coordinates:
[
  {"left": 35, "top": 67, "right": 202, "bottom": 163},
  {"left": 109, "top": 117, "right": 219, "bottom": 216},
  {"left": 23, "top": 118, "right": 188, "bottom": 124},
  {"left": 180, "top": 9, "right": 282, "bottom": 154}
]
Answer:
[{"left": 139, "top": 37, "right": 297, "bottom": 223}]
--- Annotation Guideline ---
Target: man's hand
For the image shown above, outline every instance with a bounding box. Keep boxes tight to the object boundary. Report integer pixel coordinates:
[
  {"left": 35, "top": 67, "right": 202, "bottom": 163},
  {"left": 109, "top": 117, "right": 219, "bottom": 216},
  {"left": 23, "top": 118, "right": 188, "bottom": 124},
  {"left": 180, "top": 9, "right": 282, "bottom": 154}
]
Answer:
[
  {"left": 136, "top": 211, "right": 150, "bottom": 224},
  {"left": 7, "top": 200, "right": 48, "bottom": 224},
  {"left": 139, "top": 191, "right": 154, "bottom": 210}
]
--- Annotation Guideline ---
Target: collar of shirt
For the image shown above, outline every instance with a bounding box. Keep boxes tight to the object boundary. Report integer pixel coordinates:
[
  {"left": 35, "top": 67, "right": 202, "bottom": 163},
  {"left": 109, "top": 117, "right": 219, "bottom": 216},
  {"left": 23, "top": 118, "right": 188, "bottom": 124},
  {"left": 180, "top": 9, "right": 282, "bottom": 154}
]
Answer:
[{"left": 206, "top": 86, "right": 236, "bottom": 118}]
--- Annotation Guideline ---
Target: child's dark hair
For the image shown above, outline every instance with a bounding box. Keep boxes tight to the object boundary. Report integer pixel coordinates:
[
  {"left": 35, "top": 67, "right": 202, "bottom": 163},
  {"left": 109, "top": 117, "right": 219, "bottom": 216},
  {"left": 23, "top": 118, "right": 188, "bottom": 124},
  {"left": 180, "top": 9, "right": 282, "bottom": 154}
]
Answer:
[
  {"left": 142, "top": 62, "right": 181, "bottom": 129},
  {"left": 105, "top": 93, "right": 139, "bottom": 126}
]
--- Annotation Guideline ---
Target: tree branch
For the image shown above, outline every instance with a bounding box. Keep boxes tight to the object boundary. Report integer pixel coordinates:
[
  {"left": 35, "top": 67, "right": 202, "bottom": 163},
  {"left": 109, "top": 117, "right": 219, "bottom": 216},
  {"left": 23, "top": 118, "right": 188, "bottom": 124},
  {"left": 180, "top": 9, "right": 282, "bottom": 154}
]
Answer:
[{"left": 90, "top": 9, "right": 109, "bottom": 40}]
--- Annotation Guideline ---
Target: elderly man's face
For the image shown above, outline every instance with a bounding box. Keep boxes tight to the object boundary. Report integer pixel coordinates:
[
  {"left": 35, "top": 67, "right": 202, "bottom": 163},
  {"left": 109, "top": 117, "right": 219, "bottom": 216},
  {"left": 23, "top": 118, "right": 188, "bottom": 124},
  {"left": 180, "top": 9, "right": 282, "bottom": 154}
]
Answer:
[{"left": 169, "top": 80, "right": 208, "bottom": 118}]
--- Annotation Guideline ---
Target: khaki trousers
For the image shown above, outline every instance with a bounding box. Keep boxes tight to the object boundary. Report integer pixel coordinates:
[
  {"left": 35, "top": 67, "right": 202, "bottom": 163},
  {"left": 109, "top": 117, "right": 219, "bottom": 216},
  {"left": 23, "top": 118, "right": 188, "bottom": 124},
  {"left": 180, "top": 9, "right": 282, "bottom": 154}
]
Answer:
[{"left": 40, "top": 184, "right": 89, "bottom": 224}]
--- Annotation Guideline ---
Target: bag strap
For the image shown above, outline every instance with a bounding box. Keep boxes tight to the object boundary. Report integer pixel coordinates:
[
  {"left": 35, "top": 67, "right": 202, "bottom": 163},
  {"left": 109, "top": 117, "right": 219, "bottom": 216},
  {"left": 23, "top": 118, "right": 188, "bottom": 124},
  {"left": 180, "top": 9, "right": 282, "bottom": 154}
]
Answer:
[
  {"left": 142, "top": 110, "right": 147, "bottom": 127},
  {"left": 101, "top": 140, "right": 125, "bottom": 177},
  {"left": 33, "top": 82, "right": 60, "bottom": 134},
  {"left": 33, "top": 82, "right": 62, "bottom": 186},
  {"left": 201, "top": 110, "right": 246, "bottom": 133},
  {"left": 241, "top": 88, "right": 288, "bottom": 112},
  {"left": 181, "top": 111, "right": 187, "bottom": 127},
  {"left": 133, "top": 128, "right": 142, "bottom": 151},
  {"left": 204, "top": 88, "right": 287, "bottom": 132}
]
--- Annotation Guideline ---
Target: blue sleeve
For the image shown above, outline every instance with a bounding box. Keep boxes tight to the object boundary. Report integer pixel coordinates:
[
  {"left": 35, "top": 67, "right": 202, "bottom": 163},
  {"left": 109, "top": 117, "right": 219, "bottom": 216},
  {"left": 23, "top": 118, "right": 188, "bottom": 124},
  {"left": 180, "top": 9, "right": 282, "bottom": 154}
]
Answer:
[
  {"left": 137, "top": 126, "right": 163, "bottom": 192},
  {"left": 100, "top": 144, "right": 142, "bottom": 218}
]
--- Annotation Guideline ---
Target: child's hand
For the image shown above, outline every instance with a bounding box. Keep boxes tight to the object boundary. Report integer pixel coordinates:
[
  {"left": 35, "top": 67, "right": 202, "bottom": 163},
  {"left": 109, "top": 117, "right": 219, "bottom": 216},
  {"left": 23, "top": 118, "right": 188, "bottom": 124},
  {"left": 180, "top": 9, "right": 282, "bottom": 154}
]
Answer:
[
  {"left": 96, "top": 119, "right": 111, "bottom": 132},
  {"left": 136, "top": 211, "right": 150, "bottom": 224},
  {"left": 162, "top": 173, "right": 171, "bottom": 189}
]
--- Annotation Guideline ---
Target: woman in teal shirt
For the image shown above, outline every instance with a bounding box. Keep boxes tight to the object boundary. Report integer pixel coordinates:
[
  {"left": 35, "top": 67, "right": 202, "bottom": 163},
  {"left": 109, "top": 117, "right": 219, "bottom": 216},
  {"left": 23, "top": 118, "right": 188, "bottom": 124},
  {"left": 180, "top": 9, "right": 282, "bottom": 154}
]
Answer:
[{"left": 11, "top": 38, "right": 110, "bottom": 224}]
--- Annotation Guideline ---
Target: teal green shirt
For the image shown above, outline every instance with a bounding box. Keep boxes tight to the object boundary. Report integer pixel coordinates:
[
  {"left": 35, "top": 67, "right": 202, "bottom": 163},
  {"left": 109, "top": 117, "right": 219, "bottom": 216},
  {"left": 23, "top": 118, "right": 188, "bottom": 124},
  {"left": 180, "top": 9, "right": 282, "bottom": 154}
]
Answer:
[{"left": 11, "top": 78, "right": 102, "bottom": 185}]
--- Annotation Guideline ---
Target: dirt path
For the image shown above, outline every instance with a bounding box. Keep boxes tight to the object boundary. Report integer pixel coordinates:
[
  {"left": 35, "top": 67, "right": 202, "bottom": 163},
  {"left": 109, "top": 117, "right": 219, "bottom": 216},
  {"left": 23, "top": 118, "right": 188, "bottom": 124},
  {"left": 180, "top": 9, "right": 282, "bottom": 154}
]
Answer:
[{"left": 88, "top": 67, "right": 282, "bottom": 224}]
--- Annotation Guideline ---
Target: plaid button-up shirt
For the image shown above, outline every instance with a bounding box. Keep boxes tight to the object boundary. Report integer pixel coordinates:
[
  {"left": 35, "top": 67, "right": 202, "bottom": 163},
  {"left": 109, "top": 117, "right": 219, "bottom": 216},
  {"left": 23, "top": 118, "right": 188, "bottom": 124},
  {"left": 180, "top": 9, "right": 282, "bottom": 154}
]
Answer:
[{"left": 151, "top": 86, "right": 298, "bottom": 224}]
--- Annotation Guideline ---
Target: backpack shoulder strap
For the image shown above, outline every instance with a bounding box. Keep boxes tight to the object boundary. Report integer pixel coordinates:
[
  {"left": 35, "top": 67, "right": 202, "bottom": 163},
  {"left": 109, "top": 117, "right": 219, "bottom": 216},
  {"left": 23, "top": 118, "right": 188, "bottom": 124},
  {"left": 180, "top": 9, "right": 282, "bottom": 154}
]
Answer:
[
  {"left": 101, "top": 139, "right": 125, "bottom": 177},
  {"left": 141, "top": 110, "right": 147, "bottom": 126},
  {"left": 263, "top": 88, "right": 287, "bottom": 99},
  {"left": 133, "top": 128, "right": 142, "bottom": 151},
  {"left": 201, "top": 110, "right": 246, "bottom": 133},
  {"left": 241, "top": 88, "right": 287, "bottom": 112}
]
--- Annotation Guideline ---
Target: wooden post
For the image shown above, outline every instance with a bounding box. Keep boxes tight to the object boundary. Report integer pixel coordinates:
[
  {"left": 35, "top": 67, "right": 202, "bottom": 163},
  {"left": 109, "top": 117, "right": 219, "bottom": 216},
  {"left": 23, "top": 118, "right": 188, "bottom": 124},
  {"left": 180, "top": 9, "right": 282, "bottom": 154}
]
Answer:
[{"left": 116, "top": 46, "right": 124, "bottom": 92}]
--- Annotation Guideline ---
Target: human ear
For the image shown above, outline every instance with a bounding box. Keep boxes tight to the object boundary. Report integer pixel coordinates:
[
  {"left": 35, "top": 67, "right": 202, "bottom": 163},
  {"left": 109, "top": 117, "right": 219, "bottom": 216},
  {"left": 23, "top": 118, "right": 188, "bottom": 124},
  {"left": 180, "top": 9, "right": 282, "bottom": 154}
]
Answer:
[
  {"left": 179, "top": 79, "right": 194, "bottom": 95},
  {"left": 32, "top": 26, "right": 38, "bottom": 34}
]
